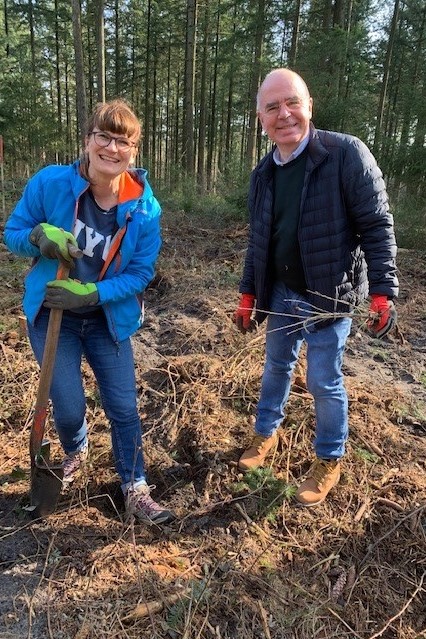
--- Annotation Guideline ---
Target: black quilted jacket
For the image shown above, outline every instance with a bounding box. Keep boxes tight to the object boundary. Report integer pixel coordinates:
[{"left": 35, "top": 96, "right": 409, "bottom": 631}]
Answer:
[{"left": 239, "top": 125, "right": 399, "bottom": 324}]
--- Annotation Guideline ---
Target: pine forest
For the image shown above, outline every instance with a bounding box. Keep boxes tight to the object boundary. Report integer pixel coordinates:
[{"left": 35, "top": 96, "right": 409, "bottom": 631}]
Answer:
[{"left": 0, "top": 0, "right": 425, "bottom": 242}]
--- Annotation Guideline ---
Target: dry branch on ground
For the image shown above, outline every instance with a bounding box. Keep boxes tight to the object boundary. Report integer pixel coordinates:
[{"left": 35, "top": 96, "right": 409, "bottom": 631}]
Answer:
[{"left": 0, "top": 218, "right": 425, "bottom": 639}]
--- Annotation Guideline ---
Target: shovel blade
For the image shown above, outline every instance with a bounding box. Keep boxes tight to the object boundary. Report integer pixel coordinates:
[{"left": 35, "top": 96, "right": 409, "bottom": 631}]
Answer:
[{"left": 30, "top": 463, "right": 64, "bottom": 519}]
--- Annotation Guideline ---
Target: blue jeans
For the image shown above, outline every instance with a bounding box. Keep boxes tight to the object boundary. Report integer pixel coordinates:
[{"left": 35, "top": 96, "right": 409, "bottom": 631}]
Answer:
[
  {"left": 255, "top": 282, "right": 352, "bottom": 459},
  {"left": 28, "top": 308, "right": 146, "bottom": 493}
]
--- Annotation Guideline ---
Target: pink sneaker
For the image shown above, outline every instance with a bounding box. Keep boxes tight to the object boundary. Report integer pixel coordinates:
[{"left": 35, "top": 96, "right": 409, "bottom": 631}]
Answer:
[
  {"left": 126, "top": 485, "right": 175, "bottom": 524},
  {"left": 62, "top": 443, "right": 88, "bottom": 484}
]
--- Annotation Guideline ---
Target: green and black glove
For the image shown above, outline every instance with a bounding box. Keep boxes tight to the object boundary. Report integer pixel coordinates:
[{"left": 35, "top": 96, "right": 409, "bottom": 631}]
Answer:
[
  {"left": 44, "top": 279, "right": 99, "bottom": 310},
  {"left": 30, "top": 223, "right": 78, "bottom": 266}
]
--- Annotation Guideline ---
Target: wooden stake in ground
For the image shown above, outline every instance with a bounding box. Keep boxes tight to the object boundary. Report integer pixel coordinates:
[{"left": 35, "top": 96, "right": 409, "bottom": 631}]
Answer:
[{"left": 122, "top": 588, "right": 189, "bottom": 622}]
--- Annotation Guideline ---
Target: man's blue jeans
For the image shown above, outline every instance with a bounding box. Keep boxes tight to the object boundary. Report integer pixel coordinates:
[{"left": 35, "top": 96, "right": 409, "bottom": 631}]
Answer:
[
  {"left": 255, "top": 282, "right": 352, "bottom": 459},
  {"left": 28, "top": 308, "right": 146, "bottom": 493}
]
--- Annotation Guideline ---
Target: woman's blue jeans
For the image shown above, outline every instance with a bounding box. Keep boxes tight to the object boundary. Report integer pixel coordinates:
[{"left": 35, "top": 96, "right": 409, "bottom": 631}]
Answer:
[
  {"left": 255, "top": 282, "right": 352, "bottom": 459},
  {"left": 28, "top": 308, "right": 146, "bottom": 493}
]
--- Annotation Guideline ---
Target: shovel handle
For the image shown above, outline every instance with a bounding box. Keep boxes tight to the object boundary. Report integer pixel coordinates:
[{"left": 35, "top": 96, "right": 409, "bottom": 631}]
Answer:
[{"left": 30, "top": 243, "right": 82, "bottom": 461}]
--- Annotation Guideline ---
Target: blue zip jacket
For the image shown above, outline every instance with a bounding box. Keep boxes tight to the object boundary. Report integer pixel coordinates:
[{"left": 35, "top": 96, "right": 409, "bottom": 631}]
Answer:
[
  {"left": 240, "top": 125, "right": 399, "bottom": 324},
  {"left": 3, "top": 161, "right": 161, "bottom": 342}
]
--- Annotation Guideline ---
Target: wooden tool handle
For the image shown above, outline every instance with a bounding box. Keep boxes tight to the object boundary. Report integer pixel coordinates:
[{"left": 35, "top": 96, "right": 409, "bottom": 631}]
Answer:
[
  {"left": 30, "top": 242, "right": 82, "bottom": 460},
  {"left": 30, "top": 265, "right": 69, "bottom": 460},
  {"left": 35, "top": 259, "right": 71, "bottom": 404},
  {"left": 35, "top": 244, "right": 83, "bottom": 411}
]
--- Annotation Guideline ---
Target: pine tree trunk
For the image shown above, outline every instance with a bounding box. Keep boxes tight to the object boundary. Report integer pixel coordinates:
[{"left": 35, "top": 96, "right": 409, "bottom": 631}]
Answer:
[
  {"left": 197, "top": 0, "right": 209, "bottom": 190},
  {"left": 96, "top": 0, "right": 106, "bottom": 103},
  {"left": 289, "top": 0, "right": 301, "bottom": 66},
  {"left": 183, "top": 0, "right": 197, "bottom": 175},
  {"left": 373, "top": 0, "right": 400, "bottom": 156},
  {"left": 4, "top": 0, "right": 9, "bottom": 57},
  {"left": 245, "top": 0, "right": 265, "bottom": 170},
  {"left": 54, "top": 0, "right": 62, "bottom": 140},
  {"left": 71, "top": 0, "right": 88, "bottom": 147}
]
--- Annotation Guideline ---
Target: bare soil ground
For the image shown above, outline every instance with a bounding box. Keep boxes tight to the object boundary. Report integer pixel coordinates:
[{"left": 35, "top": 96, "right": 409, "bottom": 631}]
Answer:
[{"left": 0, "top": 211, "right": 425, "bottom": 639}]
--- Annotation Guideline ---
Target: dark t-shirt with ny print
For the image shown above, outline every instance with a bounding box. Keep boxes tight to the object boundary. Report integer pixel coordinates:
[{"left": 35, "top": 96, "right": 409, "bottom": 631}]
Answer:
[{"left": 68, "top": 189, "right": 118, "bottom": 316}]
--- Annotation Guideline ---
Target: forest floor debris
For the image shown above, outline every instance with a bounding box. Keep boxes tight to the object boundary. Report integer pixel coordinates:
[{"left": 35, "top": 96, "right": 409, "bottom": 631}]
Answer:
[{"left": 0, "top": 211, "right": 425, "bottom": 638}]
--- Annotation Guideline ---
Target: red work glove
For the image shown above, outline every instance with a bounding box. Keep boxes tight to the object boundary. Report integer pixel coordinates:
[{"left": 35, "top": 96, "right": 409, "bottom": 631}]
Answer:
[
  {"left": 233, "top": 293, "right": 256, "bottom": 334},
  {"left": 367, "top": 294, "right": 397, "bottom": 338}
]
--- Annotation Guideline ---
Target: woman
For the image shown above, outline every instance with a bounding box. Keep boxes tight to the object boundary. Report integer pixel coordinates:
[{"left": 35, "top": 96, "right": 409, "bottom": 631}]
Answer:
[{"left": 4, "top": 99, "right": 174, "bottom": 525}]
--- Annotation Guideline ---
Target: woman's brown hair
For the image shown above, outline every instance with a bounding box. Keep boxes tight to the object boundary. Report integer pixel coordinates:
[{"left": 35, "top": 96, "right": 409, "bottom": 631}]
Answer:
[{"left": 79, "top": 99, "right": 142, "bottom": 180}]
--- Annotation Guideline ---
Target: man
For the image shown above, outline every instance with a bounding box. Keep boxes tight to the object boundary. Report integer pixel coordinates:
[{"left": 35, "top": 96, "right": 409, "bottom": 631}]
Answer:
[{"left": 234, "top": 68, "right": 398, "bottom": 507}]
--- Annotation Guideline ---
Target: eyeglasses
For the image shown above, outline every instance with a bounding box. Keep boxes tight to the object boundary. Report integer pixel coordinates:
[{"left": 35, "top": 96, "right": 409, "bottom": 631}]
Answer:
[
  {"left": 90, "top": 131, "right": 137, "bottom": 152},
  {"left": 262, "top": 97, "right": 305, "bottom": 115}
]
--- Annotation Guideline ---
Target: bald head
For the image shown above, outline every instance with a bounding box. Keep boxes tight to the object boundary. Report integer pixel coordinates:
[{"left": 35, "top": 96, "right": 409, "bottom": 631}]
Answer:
[
  {"left": 257, "top": 69, "right": 310, "bottom": 109},
  {"left": 256, "top": 68, "right": 313, "bottom": 160}
]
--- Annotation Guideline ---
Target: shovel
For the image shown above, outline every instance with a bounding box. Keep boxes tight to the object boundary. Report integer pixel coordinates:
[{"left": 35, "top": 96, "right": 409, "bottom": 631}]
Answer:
[{"left": 29, "top": 246, "right": 82, "bottom": 519}]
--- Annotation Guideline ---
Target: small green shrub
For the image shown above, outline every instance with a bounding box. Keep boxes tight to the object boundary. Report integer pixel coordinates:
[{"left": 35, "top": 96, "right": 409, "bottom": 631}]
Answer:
[
  {"left": 232, "top": 467, "right": 296, "bottom": 522},
  {"left": 354, "top": 447, "right": 380, "bottom": 464},
  {"left": 166, "top": 578, "right": 210, "bottom": 630}
]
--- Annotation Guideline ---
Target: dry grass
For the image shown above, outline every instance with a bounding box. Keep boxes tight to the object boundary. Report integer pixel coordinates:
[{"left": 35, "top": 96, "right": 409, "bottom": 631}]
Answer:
[{"left": 0, "top": 216, "right": 425, "bottom": 639}]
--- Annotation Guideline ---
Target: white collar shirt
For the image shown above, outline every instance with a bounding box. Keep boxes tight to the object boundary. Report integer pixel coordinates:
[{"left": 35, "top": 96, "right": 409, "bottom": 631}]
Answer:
[{"left": 273, "top": 135, "right": 310, "bottom": 166}]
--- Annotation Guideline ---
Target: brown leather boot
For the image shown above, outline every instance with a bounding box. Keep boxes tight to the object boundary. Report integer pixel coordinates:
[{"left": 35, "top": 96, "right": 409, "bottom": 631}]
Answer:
[
  {"left": 295, "top": 458, "right": 341, "bottom": 506},
  {"left": 238, "top": 433, "right": 278, "bottom": 471}
]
